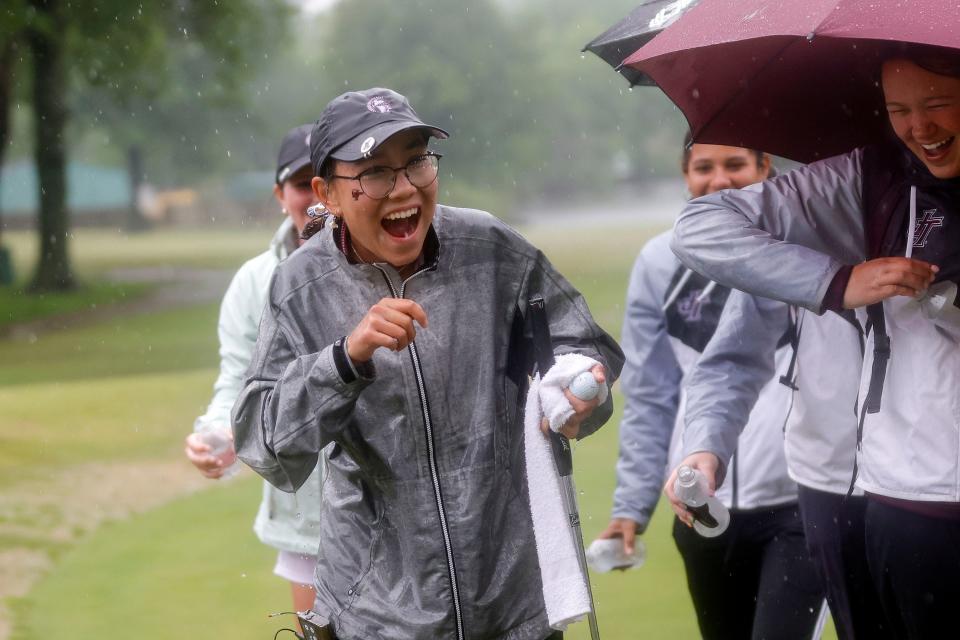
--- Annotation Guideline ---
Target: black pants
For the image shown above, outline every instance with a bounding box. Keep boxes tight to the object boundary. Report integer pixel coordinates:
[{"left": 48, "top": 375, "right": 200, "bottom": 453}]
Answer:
[
  {"left": 864, "top": 497, "right": 960, "bottom": 639},
  {"left": 672, "top": 503, "right": 824, "bottom": 640},
  {"left": 797, "top": 485, "right": 892, "bottom": 640}
]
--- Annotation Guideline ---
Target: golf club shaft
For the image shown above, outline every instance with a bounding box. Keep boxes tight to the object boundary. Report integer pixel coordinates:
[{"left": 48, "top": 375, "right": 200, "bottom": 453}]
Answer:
[
  {"left": 559, "top": 475, "right": 601, "bottom": 640},
  {"left": 527, "top": 296, "right": 600, "bottom": 639}
]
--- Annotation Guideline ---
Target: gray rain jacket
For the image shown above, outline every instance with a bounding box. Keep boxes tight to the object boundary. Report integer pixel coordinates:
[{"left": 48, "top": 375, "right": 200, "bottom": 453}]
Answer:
[
  {"left": 612, "top": 232, "right": 796, "bottom": 532},
  {"left": 683, "top": 289, "right": 864, "bottom": 495},
  {"left": 672, "top": 147, "right": 960, "bottom": 502},
  {"left": 232, "top": 205, "right": 624, "bottom": 640}
]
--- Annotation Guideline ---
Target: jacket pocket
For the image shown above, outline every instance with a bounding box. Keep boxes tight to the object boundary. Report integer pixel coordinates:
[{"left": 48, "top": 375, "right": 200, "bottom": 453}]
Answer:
[{"left": 333, "top": 515, "right": 384, "bottom": 620}]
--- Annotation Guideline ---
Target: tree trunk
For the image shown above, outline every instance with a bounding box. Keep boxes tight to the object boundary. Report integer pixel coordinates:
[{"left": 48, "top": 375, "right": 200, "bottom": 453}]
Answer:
[
  {"left": 0, "top": 40, "right": 14, "bottom": 230},
  {"left": 126, "top": 144, "right": 149, "bottom": 232},
  {"left": 0, "top": 39, "right": 15, "bottom": 285},
  {"left": 28, "top": 0, "right": 74, "bottom": 292}
]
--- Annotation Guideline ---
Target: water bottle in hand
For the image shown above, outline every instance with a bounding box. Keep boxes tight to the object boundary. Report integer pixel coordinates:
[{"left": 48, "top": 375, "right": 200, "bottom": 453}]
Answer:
[
  {"left": 586, "top": 538, "right": 645, "bottom": 573},
  {"left": 197, "top": 426, "right": 240, "bottom": 479},
  {"left": 674, "top": 465, "right": 730, "bottom": 538}
]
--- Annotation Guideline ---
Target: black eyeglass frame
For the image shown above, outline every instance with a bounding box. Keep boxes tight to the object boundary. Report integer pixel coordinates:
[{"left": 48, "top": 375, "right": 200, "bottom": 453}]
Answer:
[{"left": 330, "top": 151, "right": 443, "bottom": 200}]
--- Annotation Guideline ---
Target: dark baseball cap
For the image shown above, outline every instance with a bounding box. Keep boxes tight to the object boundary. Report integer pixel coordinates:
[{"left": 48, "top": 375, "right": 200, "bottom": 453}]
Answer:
[
  {"left": 276, "top": 124, "right": 314, "bottom": 185},
  {"left": 310, "top": 88, "right": 449, "bottom": 175}
]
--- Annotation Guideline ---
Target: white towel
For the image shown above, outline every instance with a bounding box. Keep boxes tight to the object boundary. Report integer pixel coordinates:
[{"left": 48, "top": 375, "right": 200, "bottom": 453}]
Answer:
[
  {"left": 538, "top": 353, "right": 609, "bottom": 433},
  {"left": 524, "top": 354, "right": 602, "bottom": 630}
]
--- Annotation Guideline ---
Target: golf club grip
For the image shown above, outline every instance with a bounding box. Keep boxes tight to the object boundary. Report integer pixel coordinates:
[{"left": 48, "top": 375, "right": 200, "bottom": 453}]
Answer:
[{"left": 527, "top": 297, "right": 574, "bottom": 478}]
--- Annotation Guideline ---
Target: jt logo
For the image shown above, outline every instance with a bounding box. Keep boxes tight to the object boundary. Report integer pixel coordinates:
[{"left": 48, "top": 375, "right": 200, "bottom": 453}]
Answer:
[
  {"left": 913, "top": 208, "right": 944, "bottom": 248},
  {"left": 678, "top": 290, "right": 704, "bottom": 323}
]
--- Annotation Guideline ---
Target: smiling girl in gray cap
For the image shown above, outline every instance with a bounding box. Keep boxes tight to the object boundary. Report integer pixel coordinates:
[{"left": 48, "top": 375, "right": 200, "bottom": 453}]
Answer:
[{"left": 232, "top": 88, "right": 624, "bottom": 640}]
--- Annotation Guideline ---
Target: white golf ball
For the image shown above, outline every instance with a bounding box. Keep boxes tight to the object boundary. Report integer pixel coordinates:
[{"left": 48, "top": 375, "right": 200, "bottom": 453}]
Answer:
[{"left": 569, "top": 371, "right": 600, "bottom": 401}]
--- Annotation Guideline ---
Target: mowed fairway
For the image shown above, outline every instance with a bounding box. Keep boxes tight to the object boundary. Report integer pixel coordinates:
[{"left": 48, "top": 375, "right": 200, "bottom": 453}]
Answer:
[{"left": 2, "top": 222, "right": 834, "bottom": 639}]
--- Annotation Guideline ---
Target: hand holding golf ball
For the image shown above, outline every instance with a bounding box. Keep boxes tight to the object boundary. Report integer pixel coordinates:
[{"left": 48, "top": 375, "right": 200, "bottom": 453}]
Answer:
[
  {"left": 546, "top": 365, "right": 606, "bottom": 439},
  {"left": 568, "top": 371, "right": 601, "bottom": 401}
]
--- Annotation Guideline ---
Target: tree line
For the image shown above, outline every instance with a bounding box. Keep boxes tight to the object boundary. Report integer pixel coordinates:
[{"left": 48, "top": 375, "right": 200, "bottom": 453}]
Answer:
[{"left": 1, "top": 0, "right": 685, "bottom": 293}]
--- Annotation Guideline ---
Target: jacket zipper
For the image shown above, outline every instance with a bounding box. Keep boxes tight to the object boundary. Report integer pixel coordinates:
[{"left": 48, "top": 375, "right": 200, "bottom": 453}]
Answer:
[{"left": 373, "top": 264, "right": 465, "bottom": 640}]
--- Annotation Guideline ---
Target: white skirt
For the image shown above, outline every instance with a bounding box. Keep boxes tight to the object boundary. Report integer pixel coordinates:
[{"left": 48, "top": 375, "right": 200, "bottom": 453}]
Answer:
[{"left": 273, "top": 550, "right": 317, "bottom": 587}]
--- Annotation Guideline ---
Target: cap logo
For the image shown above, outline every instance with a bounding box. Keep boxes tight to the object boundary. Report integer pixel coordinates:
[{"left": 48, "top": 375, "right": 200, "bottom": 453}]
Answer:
[
  {"left": 366, "top": 96, "right": 394, "bottom": 113},
  {"left": 360, "top": 136, "right": 376, "bottom": 156}
]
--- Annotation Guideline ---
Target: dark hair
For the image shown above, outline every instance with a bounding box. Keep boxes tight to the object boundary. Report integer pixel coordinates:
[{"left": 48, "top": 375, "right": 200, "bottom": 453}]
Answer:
[
  {"left": 319, "top": 158, "right": 336, "bottom": 182},
  {"left": 881, "top": 43, "right": 960, "bottom": 79},
  {"left": 680, "top": 131, "right": 767, "bottom": 172}
]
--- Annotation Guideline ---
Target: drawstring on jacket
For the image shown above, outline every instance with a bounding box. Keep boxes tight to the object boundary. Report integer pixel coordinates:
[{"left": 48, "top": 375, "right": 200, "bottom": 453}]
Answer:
[{"left": 846, "top": 185, "right": 915, "bottom": 498}]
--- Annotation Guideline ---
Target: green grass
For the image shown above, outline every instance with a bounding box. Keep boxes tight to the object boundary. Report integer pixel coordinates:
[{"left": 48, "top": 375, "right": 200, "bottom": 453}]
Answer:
[
  {"left": 0, "top": 302, "right": 220, "bottom": 387},
  {"left": 3, "top": 220, "right": 837, "bottom": 639},
  {"left": 3, "top": 227, "right": 276, "bottom": 278},
  {"left": 9, "top": 391, "right": 699, "bottom": 640},
  {"left": 2, "top": 226, "right": 265, "bottom": 330},
  {"left": 0, "top": 368, "right": 215, "bottom": 488},
  {"left": 0, "top": 281, "right": 152, "bottom": 330},
  {"left": 10, "top": 476, "right": 282, "bottom": 640}
]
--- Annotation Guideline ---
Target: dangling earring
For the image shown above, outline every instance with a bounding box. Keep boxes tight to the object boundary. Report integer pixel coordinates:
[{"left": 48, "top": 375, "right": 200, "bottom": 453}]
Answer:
[
  {"left": 299, "top": 205, "right": 335, "bottom": 241},
  {"left": 281, "top": 208, "right": 288, "bottom": 215}
]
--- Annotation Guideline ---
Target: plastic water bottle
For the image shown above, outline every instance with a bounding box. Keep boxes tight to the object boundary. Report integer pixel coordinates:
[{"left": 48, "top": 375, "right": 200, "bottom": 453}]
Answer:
[
  {"left": 673, "top": 465, "right": 730, "bottom": 538},
  {"left": 585, "top": 538, "right": 646, "bottom": 573},
  {"left": 195, "top": 423, "right": 240, "bottom": 479},
  {"left": 919, "top": 281, "right": 960, "bottom": 325}
]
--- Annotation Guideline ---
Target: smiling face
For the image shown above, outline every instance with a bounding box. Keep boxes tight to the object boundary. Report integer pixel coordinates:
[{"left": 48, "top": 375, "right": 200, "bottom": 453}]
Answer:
[
  {"left": 683, "top": 144, "right": 770, "bottom": 198},
  {"left": 314, "top": 129, "right": 437, "bottom": 272},
  {"left": 882, "top": 59, "right": 960, "bottom": 179},
  {"left": 273, "top": 165, "right": 317, "bottom": 240}
]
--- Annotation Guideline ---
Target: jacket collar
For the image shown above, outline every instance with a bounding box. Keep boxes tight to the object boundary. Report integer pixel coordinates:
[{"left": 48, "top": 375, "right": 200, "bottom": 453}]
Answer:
[{"left": 270, "top": 216, "right": 299, "bottom": 261}]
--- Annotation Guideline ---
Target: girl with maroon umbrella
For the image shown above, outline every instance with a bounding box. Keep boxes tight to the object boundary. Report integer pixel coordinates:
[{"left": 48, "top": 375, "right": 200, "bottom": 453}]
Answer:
[{"left": 668, "top": 45, "right": 960, "bottom": 640}]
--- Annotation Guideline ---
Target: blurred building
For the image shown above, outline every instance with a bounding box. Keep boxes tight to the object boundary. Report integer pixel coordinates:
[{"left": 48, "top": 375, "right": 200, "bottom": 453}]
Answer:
[{"left": 0, "top": 162, "right": 282, "bottom": 229}]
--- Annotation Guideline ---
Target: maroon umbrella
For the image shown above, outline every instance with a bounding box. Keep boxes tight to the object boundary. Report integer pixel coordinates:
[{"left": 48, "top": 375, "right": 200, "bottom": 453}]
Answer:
[{"left": 623, "top": 0, "right": 960, "bottom": 162}]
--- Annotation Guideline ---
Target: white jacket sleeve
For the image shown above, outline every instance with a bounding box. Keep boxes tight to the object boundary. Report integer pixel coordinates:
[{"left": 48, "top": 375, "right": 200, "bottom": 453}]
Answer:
[
  {"left": 611, "top": 241, "right": 683, "bottom": 532},
  {"left": 682, "top": 290, "right": 788, "bottom": 475},
  {"left": 671, "top": 149, "right": 867, "bottom": 312},
  {"left": 194, "top": 263, "right": 266, "bottom": 431}
]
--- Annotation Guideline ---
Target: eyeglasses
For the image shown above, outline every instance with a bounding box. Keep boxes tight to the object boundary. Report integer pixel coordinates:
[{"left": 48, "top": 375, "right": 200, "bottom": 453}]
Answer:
[{"left": 331, "top": 152, "right": 442, "bottom": 200}]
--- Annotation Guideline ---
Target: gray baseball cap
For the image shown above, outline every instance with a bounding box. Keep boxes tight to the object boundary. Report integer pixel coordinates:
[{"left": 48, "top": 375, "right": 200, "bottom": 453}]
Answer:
[
  {"left": 275, "top": 124, "right": 314, "bottom": 184},
  {"left": 310, "top": 88, "right": 449, "bottom": 174}
]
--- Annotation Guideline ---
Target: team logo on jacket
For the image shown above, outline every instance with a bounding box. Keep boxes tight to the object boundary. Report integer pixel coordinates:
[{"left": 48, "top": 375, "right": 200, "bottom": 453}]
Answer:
[
  {"left": 677, "top": 289, "right": 705, "bottom": 322},
  {"left": 913, "top": 208, "right": 944, "bottom": 248}
]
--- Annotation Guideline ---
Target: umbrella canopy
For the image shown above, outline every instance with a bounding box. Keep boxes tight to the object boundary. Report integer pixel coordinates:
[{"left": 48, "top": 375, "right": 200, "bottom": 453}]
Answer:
[
  {"left": 583, "top": 0, "right": 701, "bottom": 86},
  {"left": 623, "top": 0, "right": 960, "bottom": 162}
]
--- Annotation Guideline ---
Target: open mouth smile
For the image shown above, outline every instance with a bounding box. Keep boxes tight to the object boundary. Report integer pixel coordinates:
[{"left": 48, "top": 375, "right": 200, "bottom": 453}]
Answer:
[
  {"left": 381, "top": 207, "right": 421, "bottom": 240},
  {"left": 919, "top": 136, "right": 955, "bottom": 160}
]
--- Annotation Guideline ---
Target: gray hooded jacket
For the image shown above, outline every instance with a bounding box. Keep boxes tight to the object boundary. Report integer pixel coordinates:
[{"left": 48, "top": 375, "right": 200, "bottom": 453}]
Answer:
[
  {"left": 672, "top": 148, "right": 960, "bottom": 502},
  {"left": 232, "top": 205, "right": 624, "bottom": 640}
]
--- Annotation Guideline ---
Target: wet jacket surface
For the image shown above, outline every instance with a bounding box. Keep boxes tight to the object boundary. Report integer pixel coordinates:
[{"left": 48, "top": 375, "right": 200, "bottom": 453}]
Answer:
[
  {"left": 683, "top": 288, "right": 864, "bottom": 495},
  {"left": 671, "top": 145, "right": 960, "bottom": 502},
  {"left": 232, "top": 205, "right": 624, "bottom": 640},
  {"left": 612, "top": 231, "right": 797, "bottom": 533}
]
